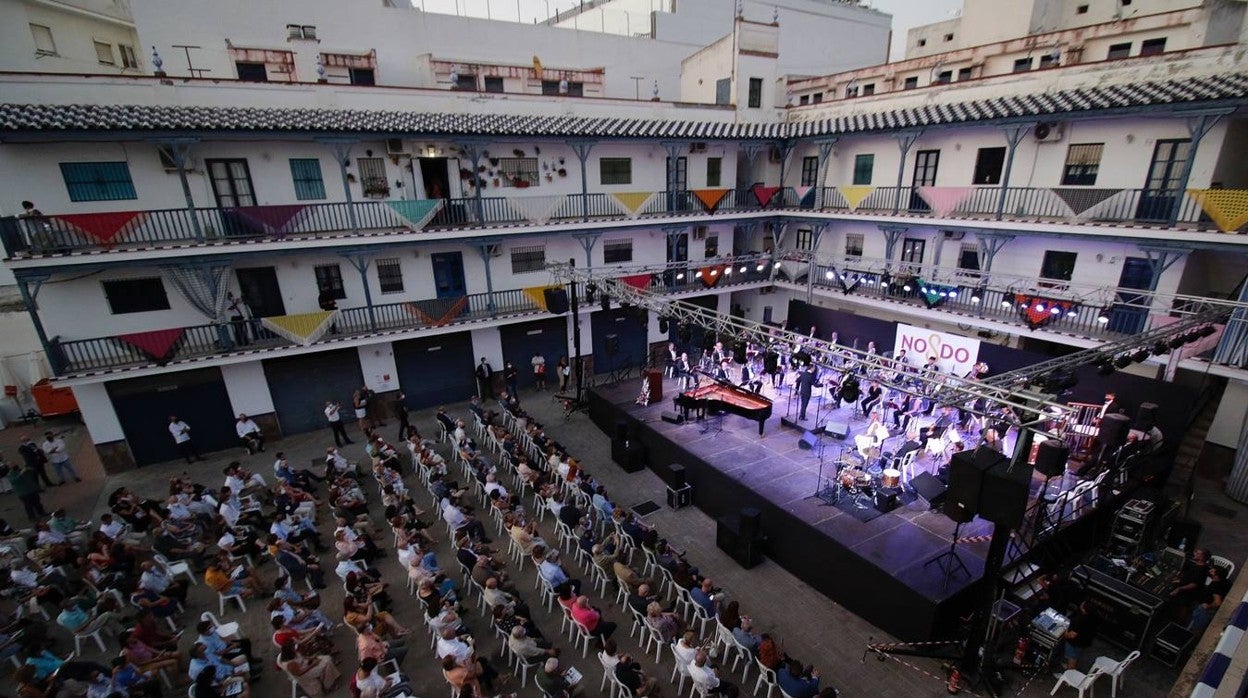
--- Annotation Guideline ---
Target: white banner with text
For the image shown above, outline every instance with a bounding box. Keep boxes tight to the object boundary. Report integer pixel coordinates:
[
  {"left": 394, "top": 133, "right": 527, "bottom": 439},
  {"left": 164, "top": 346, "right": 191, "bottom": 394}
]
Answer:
[{"left": 893, "top": 324, "right": 982, "bottom": 377}]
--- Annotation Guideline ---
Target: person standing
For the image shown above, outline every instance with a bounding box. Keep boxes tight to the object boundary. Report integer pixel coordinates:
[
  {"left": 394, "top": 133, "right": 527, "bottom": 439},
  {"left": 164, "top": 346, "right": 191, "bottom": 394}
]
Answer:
[
  {"left": 226, "top": 292, "right": 251, "bottom": 347},
  {"left": 235, "top": 414, "right": 264, "bottom": 455},
  {"left": 1062, "top": 600, "right": 1099, "bottom": 670},
  {"left": 503, "top": 362, "right": 519, "bottom": 397},
  {"left": 168, "top": 415, "right": 201, "bottom": 464},
  {"left": 393, "top": 393, "right": 411, "bottom": 442},
  {"left": 475, "top": 358, "right": 494, "bottom": 399},
  {"left": 7, "top": 460, "right": 46, "bottom": 522},
  {"left": 41, "top": 431, "right": 80, "bottom": 484},
  {"left": 531, "top": 352, "right": 547, "bottom": 390},
  {"left": 324, "top": 401, "right": 352, "bottom": 447},
  {"left": 795, "top": 364, "right": 819, "bottom": 421},
  {"left": 352, "top": 389, "right": 370, "bottom": 432},
  {"left": 360, "top": 385, "right": 384, "bottom": 428},
  {"left": 18, "top": 435, "right": 54, "bottom": 488},
  {"left": 557, "top": 356, "right": 570, "bottom": 392}
]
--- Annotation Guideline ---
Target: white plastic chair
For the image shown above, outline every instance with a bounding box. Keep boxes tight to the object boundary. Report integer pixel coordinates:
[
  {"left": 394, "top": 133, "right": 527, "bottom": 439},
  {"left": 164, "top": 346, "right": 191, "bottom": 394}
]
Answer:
[
  {"left": 154, "top": 553, "right": 197, "bottom": 586},
  {"left": 1211, "top": 555, "right": 1236, "bottom": 581},
  {"left": 71, "top": 613, "right": 110, "bottom": 653},
  {"left": 1050, "top": 665, "right": 1104, "bottom": 698},
  {"left": 669, "top": 648, "right": 693, "bottom": 697},
  {"left": 1091, "top": 651, "right": 1140, "bottom": 698},
  {"left": 754, "top": 656, "right": 779, "bottom": 698},
  {"left": 218, "top": 589, "right": 247, "bottom": 615}
]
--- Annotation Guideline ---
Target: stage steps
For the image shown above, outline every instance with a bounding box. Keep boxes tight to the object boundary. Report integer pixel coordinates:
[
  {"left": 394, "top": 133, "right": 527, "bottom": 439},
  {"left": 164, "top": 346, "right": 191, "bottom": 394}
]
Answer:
[{"left": 1165, "top": 383, "right": 1222, "bottom": 499}]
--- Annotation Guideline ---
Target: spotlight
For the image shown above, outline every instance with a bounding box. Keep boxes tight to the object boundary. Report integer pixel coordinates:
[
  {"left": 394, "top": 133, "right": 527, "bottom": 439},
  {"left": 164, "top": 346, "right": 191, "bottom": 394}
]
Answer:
[
  {"left": 739, "top": 265, "right": 747, "bottom": 273},
  {"left": 948, "top": 290, "right": 958, "bottom": 299},
  {"left": 1049, "top": 306, "right": 1061, "bottom": 315},
  {"left": 1114, "top": 354, "right": 1132, "bottom": 369},
  {"left": 723, "top": 267, "right": 731, "bottom": 276},
  {"left": 939, "top": 291, "right": 948, "bottom": 297},
  {"left": 1066, "top": 307, "right": 1078, "bottom": 318},
  {"left": 1131, "top": 349, "right": 1150, "bottom": 363},
  {"left": 1199, "top": 325, "right": 1217, "bottom": 337},
  {"left": 1019, "top": 301, "right": 1028, "bottom": 308},
  {"left": 1096, "top": 359, "right": 1115, "bottom": 376},
  {"left": 1153, "top": 341, "right": 1169, "bottom": 356},
  {"left": 1097, "top": 308, "right": 1110, "bottom": 324},
  {"left": 825, "top": 270, "right": 835, "bottom": 280},
  {"left": 773, "top": 261, "right": 780, "bottom": 267},
  {"left": 676, "top": 272, "right": 685, "bottom": 280},
  {"left": 756, "top": 263, "right": 765, "bottom": 272},
  {"left": 1034, "top": 303, "right": 1045, "bottom": 313},
  {"left": 902, "top": 284, "right": 912, "bottom": 292},
  {"left": 694, "top": 271, "right": 703, "bottom": 278},
  {"left": 1168, "top": 336, "right": 1185, "bottom": 350},
  {"left": 1001, "top": 299, "right": 1013, "bottom": 309},
  {"left": 600, "top": 294, "right": 611, "bottom": 312},
  {"left": 709, "top": 269, "right": 718, "bottom": 276},
  {"left": 919, "top": 286, "right": 928, "bottom": 294}
]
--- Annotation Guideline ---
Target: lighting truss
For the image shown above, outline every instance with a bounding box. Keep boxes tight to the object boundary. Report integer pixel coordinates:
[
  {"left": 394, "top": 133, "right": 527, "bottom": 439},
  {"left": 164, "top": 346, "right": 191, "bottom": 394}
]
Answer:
[{"left": 548, "top": 261, "right": 1079, "bottom": 432}]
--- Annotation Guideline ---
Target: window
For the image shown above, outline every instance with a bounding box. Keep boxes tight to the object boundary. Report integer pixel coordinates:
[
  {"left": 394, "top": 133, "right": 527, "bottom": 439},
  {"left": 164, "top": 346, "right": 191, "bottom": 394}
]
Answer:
[
  {"left": 861, "top": 83, "right": 875, "bottom": 96},
  {"left": 853, "top": 154, "right": 874, "bottom": 186},
  {"left": 236, "top": 62, "right": 268, "bottom": 81},
  {"left": 918, "top": 38, "right": 927, "bottom": 47},
  {"left": 747, "top": 77, "right": 763, "bottom": 108},
  {"left": 59, "top": 162, "right": 137, "bottom": 202},
  {"left": 903, "top": 76, "right": 919, "bottom": 90},
  {"left": 799, "top": 95, "right": 809, "bottom": 106},
  {"left": 541, "top": 80, "right": 583, "bottom": 96},
  {"left": 795, "top": 228, "right": 814, "bottom": 252},
  {"left": 972, "top": 147, "right": 1006, "bottom": 185},
  {"left": 845, "top": 233, "right": 864, "bottom": 258},
  {"left": 1040, "top": 251, "right": 1077, "bottom": 282},
  {"left": 603, "top": 240, "right": 633, "bottom": 264},
  {"left": 498, "top": 157, "right": 539, "bottom": 187},
  {"left": 451, "top": 73, "right": 477, "bottom": 90},
  {"left": 901, "top": 238, "right": 926, "bottom": 265},
  {"left": 599, "top": 158, "right": 632, "bottom": 185},
  {"left": 943, "top": 33, "right": 954, "bottom": 42},
  {"left": 845, "top": 84, "right": 859, "bottom": 98},
  {"left": 348, "top": 68, "right": 375, "bottom": 85},
  {"left": 285, "top": 24, "right": 317, "bottom": 40},
  {"left": 812, "top": 92, "right": 823, "bottom": 104},
  {"left": 30, "top": 24, "right": 56, "bottom": 56},
  {"left": 1107, "top": 43, "right": 1132, "bottom": 60},
  {"left": 800, "top": 156, "right": 819, "bottom": 187},
  {"left": 356, "top": 157, "right": 389, "bottom": 197},
  {"left": 288, "top": 158, "right": 326, "bottom": 200},
  {"left": 314, "top": 264, "right": 346, "bottom": 300},
  {"left": 1140, "top": 38, "right": 1167, "bottom": 57},
  {"left": 206, "top": 159, "right": 255, "bottom": 207},
  {"left": 1039, "top": 52, "right": 1061, "bottom": 69},
  {"left": 1076, "top": 4, "right": 1088, "bottom": 13},
  {"left": 119, "top": 44, "right": 138, "bottom": 69},
  {"left": 94, "top": 41, "right": 114, "bottom": 65},
  {"left": 376, "top": 258, "right": 404, "bottom": 294},
  {"left": 715, "top": 78, "right": 731, "bottom": 105},
  {"left": 484, "top": 76, "right": 504, "bottom": 93},
  {"left": 704, "top": 234, "right": 719, "bottom": 258},
  {"left": 103, "top": 278, "right": 170, "bottom": 314},
  {"left": 706, "top": 157, "right": 722, "bottom": 188},
  {"left": 510, "top": 245, "right": 546, "bottom": 274},
  {"left": 1013, "top": 57, "right": 1033, "bottom": 73},
  {"left": 1061, "top": 143, "right": 1104, "bottom": 186},
  {"left": 957, "top": 243, "right": 980, "bottom": 271},
  {"left": 935, "top": 70, "right": 952, "bottom": 85},
  {"left": 957, "top": 67, "right": 973, "bottom": 81}
]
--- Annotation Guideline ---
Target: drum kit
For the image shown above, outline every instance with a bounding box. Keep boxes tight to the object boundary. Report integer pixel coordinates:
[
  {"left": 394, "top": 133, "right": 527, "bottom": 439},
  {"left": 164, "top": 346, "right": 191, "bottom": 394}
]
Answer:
[{"left": 829, "top": 449, "right": 904, "bottom": 510}]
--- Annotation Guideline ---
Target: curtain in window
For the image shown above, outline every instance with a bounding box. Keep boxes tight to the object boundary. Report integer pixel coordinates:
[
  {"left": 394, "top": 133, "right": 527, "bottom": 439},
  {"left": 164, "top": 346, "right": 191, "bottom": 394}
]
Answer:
[{"left": 161, "top": 264, "right": 231, "bottom": 321}]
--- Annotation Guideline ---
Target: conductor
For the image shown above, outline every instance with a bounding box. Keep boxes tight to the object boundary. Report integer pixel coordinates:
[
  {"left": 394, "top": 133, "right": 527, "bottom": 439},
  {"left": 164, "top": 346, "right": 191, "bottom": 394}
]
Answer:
[{"left": 795, "top": 363, "right": 820, "bottom": 421}]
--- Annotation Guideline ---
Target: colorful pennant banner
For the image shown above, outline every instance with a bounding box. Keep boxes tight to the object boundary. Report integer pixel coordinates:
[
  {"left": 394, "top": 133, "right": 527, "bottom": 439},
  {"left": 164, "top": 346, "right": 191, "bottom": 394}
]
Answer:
[
  {"left": 836, "top": 186, "right": 875, "bottom": 212},
  {"left": 385, "top": 199, "right": 443, "bottom": 230},
  {"left": 609, "top": 192, "right": 657, "bottom": 218},
  {"left": 115, "top": 328, "right": 186, "bottom": 365},
  {"left": 750, "top": 185, "right": 781, "bottom": 208},
  {"left": 1013, "top": 294, "right": 1074, "bottom": 330},
  {"left": 916, "top": 278, "right": 959, "bottom": 309},
  {"left": 405, "top": 297, "right": 468, "bottom": 327},
  {"left": 618, "top": 275, "right": 652, "bottom": 290},
  {"left": 225, "top": 205, "right": 307, "bottom": 237},
  {"left": 507, "top": 195, "right": 568, "bottom": 226},
  {"left": 698, "top": 265, "right": 725, "bottom": 288},
  {"left": 692, "top": 189, "right": 730, "bottom": 214},
  {"left": 1049, "top": 188, "right": 1126, "bottom": 219},
  {"left": 260, "top": 310, "right": 337, "bottom": 346},
  {"left": 1188, "top": 189, "right": 1248, "bottom": 233},
  {"left": 522, "top": 286, "right": 562, "bottom": 311},
  {"left": 54, "top": 211, "right": 147, "bottom": 247},
  {"left": 916, "top": 187, "right": 976, "bottom": 218},
  {"left": 793, "top": 186, "right": 816, "bottom": 209}
]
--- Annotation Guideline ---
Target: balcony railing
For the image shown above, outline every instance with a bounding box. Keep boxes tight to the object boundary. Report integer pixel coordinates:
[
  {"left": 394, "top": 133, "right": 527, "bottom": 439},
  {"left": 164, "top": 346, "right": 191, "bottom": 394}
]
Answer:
[{"left": 48, "top": 264, "right": 771, "bottom": 376}]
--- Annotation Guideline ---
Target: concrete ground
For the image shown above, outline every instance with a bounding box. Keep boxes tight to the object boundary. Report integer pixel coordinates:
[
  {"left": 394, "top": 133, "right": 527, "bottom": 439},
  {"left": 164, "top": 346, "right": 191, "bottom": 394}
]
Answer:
[{"left": 1, "top": 382, "right": 1245, "bottom": 698}]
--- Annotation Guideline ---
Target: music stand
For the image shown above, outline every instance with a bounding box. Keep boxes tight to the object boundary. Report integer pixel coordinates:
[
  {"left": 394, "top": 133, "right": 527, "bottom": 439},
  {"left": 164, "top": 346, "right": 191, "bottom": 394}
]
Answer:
[{"left": 924, "top": 520, "right": 971, "bottom": 588}]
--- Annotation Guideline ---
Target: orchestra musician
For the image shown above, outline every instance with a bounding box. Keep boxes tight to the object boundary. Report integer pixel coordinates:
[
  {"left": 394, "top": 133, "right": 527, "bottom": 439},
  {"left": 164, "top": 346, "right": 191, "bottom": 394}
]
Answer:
[
  {"left": 963, "top": 361, "right": 989, "bottom": 380},
  {"left": 763, "top": 347, "right": 782, "bottom": 388},
  {"left": 740, "top": 359, "right": 763, "bottom": 394},
  {"left": 795, "top": 363, "right": 820, "bottom": 421},
  {"left": 711, "top": 341, "right": 727, "bottom": 365},
  {"left": 713, "top": 359, "right": 731, "bottom": 382},
  {"left": 676, "top": 353, "right": 694, "bottom": 391},
  {"left": 665, "top": 343, "right": 679, "bottom": 378},
  {"left": 889, "top": 392, "right": 914, "bottom": 431},
  {"left": 859, "top": 380, "right": 883, "bottom": 417}
]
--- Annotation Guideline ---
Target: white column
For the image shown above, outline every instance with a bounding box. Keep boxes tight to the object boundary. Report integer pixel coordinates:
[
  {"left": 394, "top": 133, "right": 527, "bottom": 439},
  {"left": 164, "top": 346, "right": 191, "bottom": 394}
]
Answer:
[
  {"left": 357, "top": 343, "right": 400, "bottom": 392},
  {"left": 470, "top": 327, "right": 505, "bottom": 369},
  {"left": 70, "top": 382, "right": 124, "bottom": 444},
  {"left": 221, "top": 362, "right": 276, "bottom": 415}
]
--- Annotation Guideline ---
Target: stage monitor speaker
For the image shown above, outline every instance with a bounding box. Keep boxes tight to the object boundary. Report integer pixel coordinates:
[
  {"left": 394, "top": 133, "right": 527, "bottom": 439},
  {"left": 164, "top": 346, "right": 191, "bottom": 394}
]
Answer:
[
  {"left": 798, "top": 431, "right": 819, "bottom": 450},
  {"left": 660, "top": 411, "right": 685, "bottom": 425},
  {"left": 911, "top": 472, "right": 948, "bottom": 509},
  {"left": 604, "top": 334, "right": 620, "bottom": 356},
  {"left": 611, "top": 438, "right": 646, "bottom": 473},
  {"left": 669, "top": 464, "right": 687, "bottom": 489},
  {"left": 1034, "top": 441, "right": 1070, "bottom": 478},
  {"left": 1136, "top": 402, "right": 1159, "bottom": 432},
  {"left": 979, "top": 455, "right": 1031, "bottom": 529},
  {"left": 738, "top": 507, "right": 762, "bottom": 540},
  {"left": 825, "top": 420, "right": 850, "bottom": 440},
  {"left": 716, "top": 516, "right": 764, "bottom": 569},
  {"left": 1099, "top": 413, "right": 1132, "bottom": 450},
  {"left": 543, "top": 287, "right": 569, "bottom": 315},
  {"left": 614, "top": 419, "right": 630, "bottom": 442},
  {"left": 875, "top": 487, "right": 901, "bottom": 513}
]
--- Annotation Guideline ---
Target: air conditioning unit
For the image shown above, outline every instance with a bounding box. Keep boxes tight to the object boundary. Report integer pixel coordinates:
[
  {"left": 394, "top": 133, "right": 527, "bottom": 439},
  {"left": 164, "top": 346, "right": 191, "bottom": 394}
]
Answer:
[
  {"left": 1034, "top": 122, "right": 1064, "bottom": 143},
  {"left": 692, "top": 225, "right": 708, "bottom": 241},
  {"left": 942, "top": 230, "right": 966, "bottom": 240},
  {"left": 689, "top": 142, "right": 707, "bottom": 153},
  {"left": 286, "top": 24, "right": 303, "bottom": 40},
  {"left": 386, "top": 138, "right": 408, "bottom": 155},
  {"left": 156, "top": 145, "right": 195, "bottom": 172}
]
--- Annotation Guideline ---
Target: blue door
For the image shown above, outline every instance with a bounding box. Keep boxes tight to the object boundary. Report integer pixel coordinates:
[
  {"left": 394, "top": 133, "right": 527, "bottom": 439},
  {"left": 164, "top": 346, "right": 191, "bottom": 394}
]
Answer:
[
  {"left": 264, "top": 349, "right": 365, "bottom": 435},
  {"left": 393, "top": 332, "right": 476, "bottom": 410},
  {"left": 108, "top": 368, "right": 237, "bottom": 466},
  {"left": 500, "top": 318, "right": 569, "bottom": 390},
  {"left": 591, "top": 307, "right": 648, "bottom": 374},
  {"left": 1108, "top": 257, "right": 1153, "bottom": 335},
  {"left": 430, "top": 252, "right": 467, "bottom": 299}
]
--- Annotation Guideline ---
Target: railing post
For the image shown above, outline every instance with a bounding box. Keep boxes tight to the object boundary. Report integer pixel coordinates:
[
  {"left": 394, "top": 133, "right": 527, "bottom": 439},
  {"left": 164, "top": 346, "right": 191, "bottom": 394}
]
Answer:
[
  {"left": 976, "top": 232, "right": 1014, "bottom": 274},
  {"left": 1169, "top": 112, "right": 1225, "bottom": 226},
  {"left": 474, "top": 239, "right": 501, "bottom": 316},
  {"left": 323, "top": 139, "right": 361, "bottom": 234},
  {"left": 158, "top": 141, "right": 205, "bottom": 242},
  {"left": 996, "top": 124, "right": 1032, "bottom": 221},
  {"left": 813, "top": 138, "right": 837, "bottom": 209},
  {"left": 572, "top": 232, "right": 601, "bottom": 270},
  {"left": 456, "top": 140, "right": 487, "bottom": 224},
  {"left": 739, "top": 142, "right": 764, "bottom": 185},
  {"left": 892, "top": 130, "right": 923, "bottom": 215},
  {"left": 569, "top": 140, "right": 596, "bottom": 222},
  {"left": 774, "top": 139, "right": 793, "bottom": 194},
  {"left": 16, "top": 274, "right": 60, "bottom": 375},
  {"left": 344, "top": 253, "right": 377, "bottom": 332},
  {"left": 660, "top": 141, "right": 685, "bottom": 213}
]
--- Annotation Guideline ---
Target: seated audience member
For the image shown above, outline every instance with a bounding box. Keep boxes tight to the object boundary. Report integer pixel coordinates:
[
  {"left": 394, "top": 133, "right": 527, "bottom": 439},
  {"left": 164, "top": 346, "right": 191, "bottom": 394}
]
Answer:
[
  {"left": 777, "top": 660, "right": 822, "bottom": 698},
  {"left": 689, "top": 648, "right": 740, "bottom": 697},
  {"left": 614, "top": 653, "right": 661, "bottom": 696}
]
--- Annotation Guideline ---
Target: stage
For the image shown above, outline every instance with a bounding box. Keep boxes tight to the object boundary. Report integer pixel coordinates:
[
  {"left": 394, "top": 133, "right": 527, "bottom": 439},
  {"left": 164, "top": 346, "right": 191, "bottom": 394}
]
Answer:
[{"left": 589, "top": 376, "right": 1008, "bottom": 641}]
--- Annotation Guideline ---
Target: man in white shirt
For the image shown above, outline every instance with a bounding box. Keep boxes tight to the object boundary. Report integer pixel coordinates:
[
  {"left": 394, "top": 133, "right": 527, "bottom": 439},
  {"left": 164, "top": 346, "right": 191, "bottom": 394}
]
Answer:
[
  {"left": 435, "top": 627, "right": 474, "bottom": 662},
  {"left": 688, "top": 649, "right": 739, "bottom": 696},
  {"left": 235, "top": 414, "right": 264, "bottom": 455},
  {"left": 41, "top": 431, "right": 80, "bottom": 484},
  {"left": 168, "top": 415, "right": 201, "bottom": 464},
  {"left": 324, "top": 401, "right": 353, "bottom": 447}
]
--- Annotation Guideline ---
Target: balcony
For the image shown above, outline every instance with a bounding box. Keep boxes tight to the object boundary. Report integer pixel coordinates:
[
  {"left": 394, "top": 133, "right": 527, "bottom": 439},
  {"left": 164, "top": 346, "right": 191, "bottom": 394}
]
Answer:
[{"left": 46, "top": 260, "right": 773, "bottom": 377}]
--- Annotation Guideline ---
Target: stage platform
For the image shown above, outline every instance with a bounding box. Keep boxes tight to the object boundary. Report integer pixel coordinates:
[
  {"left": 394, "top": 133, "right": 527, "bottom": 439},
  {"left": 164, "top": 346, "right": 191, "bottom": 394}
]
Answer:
[{"left": 588, "top": 378, "right": 1002, "bottom": 641}]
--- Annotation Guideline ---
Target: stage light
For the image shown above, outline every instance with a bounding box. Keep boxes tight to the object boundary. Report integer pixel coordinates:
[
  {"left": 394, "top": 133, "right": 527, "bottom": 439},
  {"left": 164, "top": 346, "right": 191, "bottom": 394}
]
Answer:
[
  {"left": 1034, "top": 303, "right": 1046, "bottom": 313},
  {"left": 1049, "top": 306, "right": 1061, "bottom": 315},
  {"left": 709, "top": 269, "right": 718, "bottom": 276},
  {"left": 902, "top": 284, "right": 912, "bottom": 292},
  {"left": 694, "top": 271, "right": 702, "bottom": 278},
  {"left": 1153, "top": 341, "right": 1169, "bottom": 356},
  {"left": 948, "top": 290, "right": 958, "bottom": 299},
  {"left": 1097, "top": 309, "right": 1110, "bottom": 324},
  {"left": 739, "top": 265, "right": 747, "bottom": 273},
  {"left": 756, "top": 263, "right": 765, "bottom": 272},
  {"left": 938, "top": 291, "right": 947, "bottom": 297},
  {"left": 825, "top": 270, "right": 835, "bottom": 279},
  {"left": 600, "top": 294, "right": 611, "bottom": 312},
  {"left": 1096, "top": 359, "right": 1115, "bottom": 376},
  {"left": 1199, "top": 325, "right": 1217, "bottom": 337},
  {"left": 1114, "top": 354, "right": 1132, "bottom": 369},
  {"left": 919, "top": 286, "right": 928, "bottom": 294},
  {"left": 773, "top": 261, "right": 780, "bottom": 267},
  {"left": 722, "top": 267, "right": 731, "bottom": 276},
  {"left": 1000, "top": 299, "right": 1012, "bottom": 309},
  {"left": 1168, "top": 336, "right": 1185, "bottom": 350},
  {"left": 1066, "top": 307, "right": 1078, "bottom": 318},
  {"left": 1131, "top": 349, "right": 1150, "bottom": 363},
  {"left": 676, "top": 272, "right": 685, "bottom": 280}
]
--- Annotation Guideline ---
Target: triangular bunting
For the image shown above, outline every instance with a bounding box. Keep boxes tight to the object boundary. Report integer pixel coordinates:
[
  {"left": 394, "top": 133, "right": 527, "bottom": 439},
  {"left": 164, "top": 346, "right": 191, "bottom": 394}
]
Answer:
[
  {"left": 115, "top": 328, "right": 185, "bottom": 364},
  {"left": 507, "top": 195, "right": 567, "bottom": 226},
  {"left": 54, "top": 211, "right": 146, "bottom": 247},
  {"left": 1050, "top": 188, "right": 1126, "bottom": 218},
  {"left": 405, "top": 297, "right": 467, "bottom": 327},
  {"left": 609, "top": 192, "right": 656, "bottom": 218},
  {"left": 916, "top": 279, "right": 959, "bottom": 309},
  {"left": 226, "top": 205, "right": 306, "bottom": 237},
  {"left": 1013, "top": 294, "right": 1074, "bottom": 330},
  {"left": 916, "top": 187, "right": 976, "bottom": 217},
  {"left": 692, "top": 189, "right": 730, "bottom": 214},
  {"left": 1188, "top": 189, "right": 1248, "bottom": 233},
  {"left": 385, "top": 200, "right": 443, "bottom": 230},
  {"left": 698, "top": 265, "right": 725, "bottom": 288},
  {"left": 750, "top": 185, "right": 781, "bottom": 208},
  {"left": 260, "top": 310, "right": 337, "bottom": 346},
  {"left": 618, "top": 275, "right": 651, "bottom": 290},
  {"left": 522, "top": 285, "right": 562, "bottom": 311},
  {"left": 793, "top": 186, "right": 816, "bottom": 209},
  {"left": 836, "top": 186, "right": 875, "bottom": 212}
]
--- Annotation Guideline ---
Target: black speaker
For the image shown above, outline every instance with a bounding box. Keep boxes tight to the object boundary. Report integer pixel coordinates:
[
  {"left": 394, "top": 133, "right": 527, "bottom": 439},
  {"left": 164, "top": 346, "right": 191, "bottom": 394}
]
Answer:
[
  {"left": 1136, "top": 402, "right": 1159, "bottom": 431},
  {"left": 716, "top": 516, "right": 764, "bottom": 569},
  {"left": 611, "top": 439, "right": 645, "bottom": 473},
  {"left": 614, "top": 419, "right": 629, "bottom": 442},
  {"left": 604, "top": 334, "right": 620, "bottom": 356},
  {"left": 678, "top": 325, "right": 693, "bottom": 345},
  {"left": 798, "top": 431, "right": 819, "bottom": 450},
  {"left": 1035, "top": 440, "right": 1070, "bottom": 478},
  {"left": 669, "top": 464, "right": 687, "bottom": 489},
  {"left": 979, "top": 455, "right": 1031, "bottom": 529},
  {"left": 944, "top": 449, "right": 994, "bottom": 518},
  {"left": 732, "top": 342, "right": 747, "bottom": 364},
  {"left": 738, "top": 507, "right": 761, "bottom": 540},
  {"left": 1099, "top": 413, "right": 1132, "bottom": 449},
  {"left": 763, "top": 351, "right": 779, "bottom": 373},
  {"left": 875, "top": 487, "right": 901, "bottom": 513},
  {"left": 660, "top": 411, "right": 685, "bottom": 425},
  {"left": 911, "top": 472, "right": 948, "bottom": 509},
  {"left": 543, "top": 287, "right": 569, "bottom": 315},
  {"left": 825, "top": 420, "right": 849, "bottom": 440}
]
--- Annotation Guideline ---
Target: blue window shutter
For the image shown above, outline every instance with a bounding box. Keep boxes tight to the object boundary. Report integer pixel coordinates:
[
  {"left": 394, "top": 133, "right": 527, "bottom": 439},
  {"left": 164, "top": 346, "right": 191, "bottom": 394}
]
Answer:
[
  {"left": 289, "top": 158, "right": 326, "bottom": 200},
  {"left": 59, "top": 162, "right": 137, "bottom": 202}
]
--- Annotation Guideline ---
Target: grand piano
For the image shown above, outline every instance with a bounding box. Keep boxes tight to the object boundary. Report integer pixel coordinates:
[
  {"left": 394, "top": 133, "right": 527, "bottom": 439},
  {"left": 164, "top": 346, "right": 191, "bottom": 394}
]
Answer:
[{"left": 673, "top": 371, "right": 774, "bottom": 435}]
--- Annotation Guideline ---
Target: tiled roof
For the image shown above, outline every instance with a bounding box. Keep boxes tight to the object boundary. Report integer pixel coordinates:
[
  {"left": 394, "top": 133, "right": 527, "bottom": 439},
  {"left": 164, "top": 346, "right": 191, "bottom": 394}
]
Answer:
[{"left": 1, "top": 73, "right": 1244, "bottom": 140}]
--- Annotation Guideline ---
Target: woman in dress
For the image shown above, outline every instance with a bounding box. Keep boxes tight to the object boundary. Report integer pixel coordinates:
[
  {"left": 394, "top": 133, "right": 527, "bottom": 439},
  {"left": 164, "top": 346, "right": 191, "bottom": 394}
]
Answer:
[{"left": 276, "top": 639, "right": 339, "bottom": 698}]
